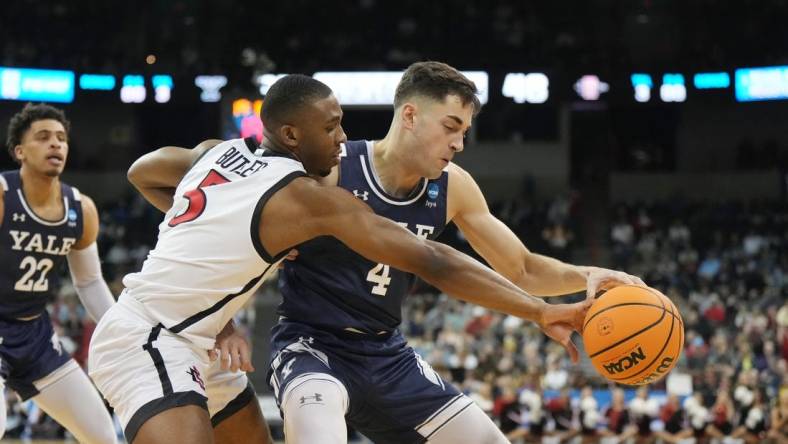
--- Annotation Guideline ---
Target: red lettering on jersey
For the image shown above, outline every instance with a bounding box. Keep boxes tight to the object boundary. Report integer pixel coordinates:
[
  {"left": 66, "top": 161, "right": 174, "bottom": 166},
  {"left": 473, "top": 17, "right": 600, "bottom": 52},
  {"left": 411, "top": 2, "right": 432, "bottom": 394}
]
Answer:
[{"left": 169, "top": 170, "right": 231, "bottom": 227}]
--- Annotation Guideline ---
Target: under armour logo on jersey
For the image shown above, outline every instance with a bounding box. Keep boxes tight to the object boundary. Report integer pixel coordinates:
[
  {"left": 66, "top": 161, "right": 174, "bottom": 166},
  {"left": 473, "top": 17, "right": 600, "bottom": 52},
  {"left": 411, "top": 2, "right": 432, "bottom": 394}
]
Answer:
[
  {"left": 300, "top": 393, "right": 323, "bottom": 405},
  {"left": 12, "top": 213, "right": 25, "bottom": 222},
  {"left": 187, "top": 366, "right": 205, "bottom": 390},
  {"left": 298, "top": 336, "right": 314, "bottom": 345},
  {"left": 352, "top": 190, "right": 369, "bottom": 201}
]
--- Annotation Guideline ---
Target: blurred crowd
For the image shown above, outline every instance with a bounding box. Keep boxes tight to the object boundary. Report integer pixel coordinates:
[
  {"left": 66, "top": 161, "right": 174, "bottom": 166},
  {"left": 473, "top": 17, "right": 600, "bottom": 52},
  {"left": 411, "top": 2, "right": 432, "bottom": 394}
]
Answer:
[{"left": 397, "top": 198, "right": 788, "bottom": 443}]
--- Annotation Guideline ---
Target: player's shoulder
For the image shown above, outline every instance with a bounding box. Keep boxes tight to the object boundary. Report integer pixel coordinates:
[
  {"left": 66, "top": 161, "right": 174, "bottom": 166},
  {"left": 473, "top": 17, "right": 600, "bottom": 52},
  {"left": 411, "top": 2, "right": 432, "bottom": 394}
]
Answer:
[
  {"left": 446, "top": 161, "right": 476, "bottom": 187},
  {"left": 77, "top": 192, "right": 98, "bottom": 212},
  {"left": 0, "top": 171, "right": 8, "bottom": 194},
  {"left": 192, "top": 138, "right": 225, "bottom": 160}
]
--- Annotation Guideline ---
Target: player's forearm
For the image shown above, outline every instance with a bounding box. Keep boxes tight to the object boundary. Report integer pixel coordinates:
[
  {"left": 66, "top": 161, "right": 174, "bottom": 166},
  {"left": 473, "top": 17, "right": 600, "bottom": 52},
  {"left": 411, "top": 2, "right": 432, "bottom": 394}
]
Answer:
[
  {"left": 422, "top": 242, "right": 549, "bottom": 323},
  {"left": 514, "top": 252, "right": 591, "bottom": 297}
]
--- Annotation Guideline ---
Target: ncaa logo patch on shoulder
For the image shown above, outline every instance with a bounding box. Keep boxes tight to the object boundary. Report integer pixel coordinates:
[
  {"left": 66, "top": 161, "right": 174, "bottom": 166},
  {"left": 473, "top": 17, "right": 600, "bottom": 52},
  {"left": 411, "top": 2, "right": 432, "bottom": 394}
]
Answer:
[
  {"left": 427, "top": 183, "right": 439, "bottom": 200},
  {"left": 68, "top": 209, "right": 78, "bottom": 222}
]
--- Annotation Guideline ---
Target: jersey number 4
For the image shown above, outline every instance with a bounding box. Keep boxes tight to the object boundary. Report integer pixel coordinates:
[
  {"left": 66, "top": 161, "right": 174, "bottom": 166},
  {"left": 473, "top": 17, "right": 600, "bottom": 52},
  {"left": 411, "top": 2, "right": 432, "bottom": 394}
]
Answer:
[
  {"left": 169, "top": 170, "right": 231, "bottom": 227},
  {"left": 367, "top": 263, "right": 392, "bottom": 296}
]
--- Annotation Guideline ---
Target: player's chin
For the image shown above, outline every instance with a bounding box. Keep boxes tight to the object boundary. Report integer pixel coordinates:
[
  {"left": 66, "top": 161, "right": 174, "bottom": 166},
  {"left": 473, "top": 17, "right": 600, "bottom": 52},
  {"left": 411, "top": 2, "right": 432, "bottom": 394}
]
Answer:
[
  {"left": 43, "top": 167, "right": 62, "bottom": 177},
  {"left": 426, "top": 167, "right": 443, "bottom": 180}
]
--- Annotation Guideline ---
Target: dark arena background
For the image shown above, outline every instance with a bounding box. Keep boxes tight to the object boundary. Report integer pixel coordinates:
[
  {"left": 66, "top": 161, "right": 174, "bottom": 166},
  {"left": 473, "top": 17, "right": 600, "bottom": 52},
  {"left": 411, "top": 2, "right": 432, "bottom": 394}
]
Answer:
[{"left": 1, "top": 1, "right": 787, "bottom": 443}]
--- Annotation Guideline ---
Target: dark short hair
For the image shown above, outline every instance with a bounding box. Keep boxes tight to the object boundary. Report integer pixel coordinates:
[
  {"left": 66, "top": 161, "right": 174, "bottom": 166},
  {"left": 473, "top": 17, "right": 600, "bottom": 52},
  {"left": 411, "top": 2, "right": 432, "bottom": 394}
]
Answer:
[
  {"left": 261, "top": 74, "right": 333, "bottom": 127},
  {"left": 6, "top": 103, "right": 71, "bottom": 163},
  {"left": 394, "top": 61, "right": 481, "bottom": 116}
]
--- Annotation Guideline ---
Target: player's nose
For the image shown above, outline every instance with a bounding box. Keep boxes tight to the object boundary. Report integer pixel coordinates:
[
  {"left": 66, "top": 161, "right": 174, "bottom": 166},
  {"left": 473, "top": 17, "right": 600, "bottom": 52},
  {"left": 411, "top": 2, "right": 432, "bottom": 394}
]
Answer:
[{"left": 450, "top": 138, "right": 464, "bottom": 153}]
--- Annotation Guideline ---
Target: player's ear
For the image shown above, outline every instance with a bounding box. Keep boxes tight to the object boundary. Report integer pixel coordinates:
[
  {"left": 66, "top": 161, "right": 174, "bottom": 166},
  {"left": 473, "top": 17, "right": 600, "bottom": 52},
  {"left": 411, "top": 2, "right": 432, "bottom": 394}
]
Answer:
[
  {"left": 400, "top": 103, "right": 417, "bottom": 131},
  {"left": 14, "top": 145, "right": 24, "bottom": 162},
  {"left": 279, "top": 124, "right": 299, "bottom": 148}
]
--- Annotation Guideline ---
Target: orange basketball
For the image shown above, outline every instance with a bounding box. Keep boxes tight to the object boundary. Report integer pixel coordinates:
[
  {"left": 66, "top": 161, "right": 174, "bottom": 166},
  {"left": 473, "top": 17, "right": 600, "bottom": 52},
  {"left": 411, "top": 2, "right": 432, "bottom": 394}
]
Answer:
[{"left": 582, "top": 285, "right": 684, "bottom": 385}]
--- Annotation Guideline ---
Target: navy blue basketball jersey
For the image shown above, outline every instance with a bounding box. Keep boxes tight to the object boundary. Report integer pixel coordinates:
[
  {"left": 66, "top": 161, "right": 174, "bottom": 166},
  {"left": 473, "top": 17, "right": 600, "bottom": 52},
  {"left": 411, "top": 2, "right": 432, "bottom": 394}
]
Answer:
[
  {"left": 278, "top": 140, "right": 449, "bottom": 334},
  {"left": 0, "top": 171, "right": 83, "bottom": 319}
]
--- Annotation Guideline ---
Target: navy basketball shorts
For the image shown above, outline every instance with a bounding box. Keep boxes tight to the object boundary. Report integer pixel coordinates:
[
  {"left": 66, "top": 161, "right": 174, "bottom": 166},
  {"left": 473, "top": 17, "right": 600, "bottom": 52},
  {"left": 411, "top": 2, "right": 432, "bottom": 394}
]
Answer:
[
  {"left": 0, "top": 311, "right": 77, "bottom": 400},
  {"left": 268, "top": 321, "right": 474, "bottom": 444}
]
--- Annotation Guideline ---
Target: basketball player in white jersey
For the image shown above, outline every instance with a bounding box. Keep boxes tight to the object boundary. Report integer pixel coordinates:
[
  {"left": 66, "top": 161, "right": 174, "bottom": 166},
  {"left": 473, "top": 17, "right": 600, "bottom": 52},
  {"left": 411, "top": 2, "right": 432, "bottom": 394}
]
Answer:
[
  {"left": 90, "top": 74, "right": 594, "bottom": 444},
  {"left": 1, "top": 103, "right": 117, "bottom": 443}
]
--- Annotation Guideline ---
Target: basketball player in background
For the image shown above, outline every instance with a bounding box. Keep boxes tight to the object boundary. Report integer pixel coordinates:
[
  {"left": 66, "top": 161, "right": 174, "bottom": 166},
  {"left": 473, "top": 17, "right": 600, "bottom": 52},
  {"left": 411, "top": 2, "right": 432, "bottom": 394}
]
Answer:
[
  {"left": 92, "top": 74, "right": 592, "bottom": 444},
  {"left": 135, "top": 63, "right": 645, "bottom": 443},
  {"left": 1, "top": 103, "right": 117, "bottom": 443}
]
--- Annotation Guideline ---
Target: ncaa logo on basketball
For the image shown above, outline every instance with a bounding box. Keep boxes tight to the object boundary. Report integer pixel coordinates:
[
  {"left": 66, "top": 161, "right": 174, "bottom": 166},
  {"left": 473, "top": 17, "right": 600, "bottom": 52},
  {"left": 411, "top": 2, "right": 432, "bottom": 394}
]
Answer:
[{"left": 602, "top": 346, "right": 647, "bottom": 375}]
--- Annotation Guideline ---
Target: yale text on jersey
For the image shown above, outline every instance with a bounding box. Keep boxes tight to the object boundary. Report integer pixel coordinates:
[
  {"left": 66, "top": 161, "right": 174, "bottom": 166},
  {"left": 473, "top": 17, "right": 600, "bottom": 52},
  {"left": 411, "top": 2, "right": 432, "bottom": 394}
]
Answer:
[{"left": 9, "top": 230, "right": 76, "bottom": 255}]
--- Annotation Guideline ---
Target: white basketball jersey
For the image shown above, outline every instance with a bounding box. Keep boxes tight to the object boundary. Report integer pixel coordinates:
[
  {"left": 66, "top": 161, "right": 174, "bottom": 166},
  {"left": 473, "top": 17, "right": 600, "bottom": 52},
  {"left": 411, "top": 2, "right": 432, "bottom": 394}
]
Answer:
[{"left": 123, "top": 138, "right": 306, "bottom": 349}]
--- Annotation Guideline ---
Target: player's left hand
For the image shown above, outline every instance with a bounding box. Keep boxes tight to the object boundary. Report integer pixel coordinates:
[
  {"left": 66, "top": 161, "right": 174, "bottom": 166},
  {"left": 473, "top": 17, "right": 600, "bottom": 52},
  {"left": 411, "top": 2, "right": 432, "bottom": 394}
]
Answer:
[
  {"left": 209, "top": 320, "right": 255, "bottom": 372},
  {"left": 538, "top": 300, "right": 593, "bottom": 363},
  {"left": 585, "top": 267, "right": 646, "bottom": 301}
]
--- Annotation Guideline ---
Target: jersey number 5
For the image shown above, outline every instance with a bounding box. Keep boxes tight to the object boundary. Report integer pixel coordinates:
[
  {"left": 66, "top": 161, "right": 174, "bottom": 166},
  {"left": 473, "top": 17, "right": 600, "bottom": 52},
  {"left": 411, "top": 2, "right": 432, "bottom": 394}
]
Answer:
[{"left": 169, "top": 170, "right": 231, "bottom": 227}]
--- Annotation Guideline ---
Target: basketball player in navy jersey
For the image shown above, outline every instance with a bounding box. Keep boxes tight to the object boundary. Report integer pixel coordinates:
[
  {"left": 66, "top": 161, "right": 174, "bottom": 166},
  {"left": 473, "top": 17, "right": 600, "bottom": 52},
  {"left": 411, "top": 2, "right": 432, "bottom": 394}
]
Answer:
[
  {"left": 263, "top": 62, "right": 644, "bottom": 443},
  {"left": 0, "top": 103, "right": 117, "bottom": 443},
  {"left": 103, "top": 74, "right": 592, "bottom": 444}
]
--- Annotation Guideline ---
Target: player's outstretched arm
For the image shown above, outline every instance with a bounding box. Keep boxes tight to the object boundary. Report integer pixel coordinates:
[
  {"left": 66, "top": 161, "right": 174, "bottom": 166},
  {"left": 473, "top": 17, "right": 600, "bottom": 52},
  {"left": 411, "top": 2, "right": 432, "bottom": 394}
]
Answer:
[
  {"left": 66, "top": 194, "right": 115, "bottom": 321},
  {"left": 259, "top": 177, "right": 591, "bottom": 361},
  {"left": 127, "top": 139, "right": 222, "bottom": 212},
  {"left": 447, "top": 163, "right": 644, "bottom": 299}
]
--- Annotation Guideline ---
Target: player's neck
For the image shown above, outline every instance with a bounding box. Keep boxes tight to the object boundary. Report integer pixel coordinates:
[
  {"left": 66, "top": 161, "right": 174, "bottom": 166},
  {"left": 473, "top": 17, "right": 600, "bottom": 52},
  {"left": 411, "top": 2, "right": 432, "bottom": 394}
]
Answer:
[
  {"left": 372, "top": 137, "right": 423, "bottom": 199},
  {"left": 19, "top": 165, "right": 61, "bottom": 208}
]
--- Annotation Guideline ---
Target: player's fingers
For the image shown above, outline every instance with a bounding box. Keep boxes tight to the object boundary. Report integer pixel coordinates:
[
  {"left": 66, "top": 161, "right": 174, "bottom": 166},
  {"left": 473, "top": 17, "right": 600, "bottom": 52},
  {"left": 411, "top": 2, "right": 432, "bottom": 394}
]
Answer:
[
  {"left": 230, "top": 344, "right": 242, "bottom": 372},
  {"left": 586, "top": 277, "right": 601, "bottom": 300},
  {"left": 564, "top": 339, "right": 580, "bottom": 364},
  {"left": 239, "top": 344, "right": 255, "bottom": 372},
  {"left": 632, "top": 275, "right": 647, "bottom": 287},
  {"left": 220, "top": 345, "right": 232, "bottom": 371},
  {"left": 220, "top": 349, "right": 232, "bottom": 371}
]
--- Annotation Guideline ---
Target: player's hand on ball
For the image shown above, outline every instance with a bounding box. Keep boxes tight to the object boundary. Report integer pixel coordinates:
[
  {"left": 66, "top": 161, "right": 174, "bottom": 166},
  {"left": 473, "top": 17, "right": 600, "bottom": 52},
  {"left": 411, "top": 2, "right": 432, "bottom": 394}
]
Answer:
[
  {"left": 585, "top": 267, "right": 646, "bottom": 301},
  {"left": 538, "top": 300, "right": 592, "bottom": 363},
  {"left": 209, "top": 320, "right": 255, "bottom": 372}
]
